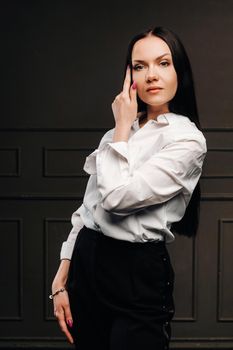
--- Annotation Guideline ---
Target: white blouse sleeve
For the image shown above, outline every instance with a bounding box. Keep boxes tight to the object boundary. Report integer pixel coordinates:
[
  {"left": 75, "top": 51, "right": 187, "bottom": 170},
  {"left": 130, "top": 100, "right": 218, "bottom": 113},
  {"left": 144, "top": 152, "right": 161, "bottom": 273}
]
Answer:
[
  {"left": 83, "top": 133, "right": 207, "bottom": 216},
  {"left": 60, "top": 129, "right": 114, "bottom": 260},
  {"left": 60, "top": 205, "right": 85, "bottom": 260}
]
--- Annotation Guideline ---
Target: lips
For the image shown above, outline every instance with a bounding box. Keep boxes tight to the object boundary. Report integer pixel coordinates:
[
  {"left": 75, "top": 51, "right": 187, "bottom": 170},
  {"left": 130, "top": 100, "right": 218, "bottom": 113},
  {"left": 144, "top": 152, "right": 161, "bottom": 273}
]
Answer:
[{"left": 146, "top": 86, "right": 163, "bottom": 91}]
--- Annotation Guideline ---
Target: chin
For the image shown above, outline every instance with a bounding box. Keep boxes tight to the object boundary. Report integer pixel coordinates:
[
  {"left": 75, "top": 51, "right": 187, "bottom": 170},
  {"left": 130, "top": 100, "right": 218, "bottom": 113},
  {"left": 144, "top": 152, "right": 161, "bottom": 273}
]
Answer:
[{"left": 145, "top": 99, "right": 167, "bottom": 107}]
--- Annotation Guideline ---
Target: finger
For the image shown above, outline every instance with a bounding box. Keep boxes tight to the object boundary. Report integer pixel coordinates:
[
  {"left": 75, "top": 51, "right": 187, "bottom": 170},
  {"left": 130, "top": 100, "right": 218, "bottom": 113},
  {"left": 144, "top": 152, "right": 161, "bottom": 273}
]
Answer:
[
  {"left": 129, "top": 81, "right": 137, "bottom": 101},
  {"left": 56, "top": 309, "right": 74, "bottom": 344},
  {"left": 64, "top": 303, "right": 73, "bottom": 329},
  {"left": 59, "top": 318, "right": 74, "bottom": 344},
  {"left": 122, "top": 66, "right": 131, "bottom": 94}
]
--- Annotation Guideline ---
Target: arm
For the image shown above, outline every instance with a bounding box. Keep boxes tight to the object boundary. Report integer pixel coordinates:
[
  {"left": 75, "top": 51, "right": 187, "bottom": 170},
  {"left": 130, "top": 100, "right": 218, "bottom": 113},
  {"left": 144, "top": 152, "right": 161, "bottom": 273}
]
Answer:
[
  {"left": 51, "top": 258, "right": 74, "bottom": 344},
  {"left": 60, "top": 205, "right": 85, "bottom": 260},
  {"left": 84, "top": 133, "right": 207, "bottom": 216},
  {"left": 52, "top": 66, "right": 137, "bottom": 343},
  {"left": 51, "top": 205, "right": 85, "bottom": 343}
]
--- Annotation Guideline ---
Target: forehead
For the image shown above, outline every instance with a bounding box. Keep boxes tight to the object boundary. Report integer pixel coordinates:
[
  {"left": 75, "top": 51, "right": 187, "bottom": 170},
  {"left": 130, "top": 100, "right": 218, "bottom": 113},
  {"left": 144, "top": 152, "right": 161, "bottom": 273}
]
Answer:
[{"left": 132, "top": 35, "right": 171, "bottom": 60}]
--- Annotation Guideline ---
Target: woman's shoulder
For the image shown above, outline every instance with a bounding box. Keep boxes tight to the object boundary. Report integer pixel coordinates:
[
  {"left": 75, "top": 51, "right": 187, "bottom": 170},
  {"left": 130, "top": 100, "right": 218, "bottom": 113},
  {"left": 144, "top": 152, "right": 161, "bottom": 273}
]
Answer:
[
  {"left": 167, "top": 113, "right": 205, "bottom": 136},
  {"left": 165, "top": 112, "right": 207, "bottom": 151},
  {"left": 166, "top": 112, "right": 197, "bottom": 128}
]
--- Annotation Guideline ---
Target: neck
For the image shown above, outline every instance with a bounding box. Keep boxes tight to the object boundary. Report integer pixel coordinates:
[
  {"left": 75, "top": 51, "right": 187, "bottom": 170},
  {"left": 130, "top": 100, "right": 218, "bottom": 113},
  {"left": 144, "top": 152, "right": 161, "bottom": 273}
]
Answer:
[{"left": 146, "top": 105, "right": 170, "bottom": 121}]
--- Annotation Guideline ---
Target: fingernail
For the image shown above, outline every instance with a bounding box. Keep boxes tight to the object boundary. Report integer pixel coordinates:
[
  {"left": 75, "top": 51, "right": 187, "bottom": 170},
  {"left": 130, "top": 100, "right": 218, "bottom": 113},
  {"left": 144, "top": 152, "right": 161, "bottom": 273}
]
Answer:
[
  {"left": 132, "top": 81, "right": 137, "bottom": 89},
  {"left": 67, "top": 319, "right": 73, "bottom": 328}
]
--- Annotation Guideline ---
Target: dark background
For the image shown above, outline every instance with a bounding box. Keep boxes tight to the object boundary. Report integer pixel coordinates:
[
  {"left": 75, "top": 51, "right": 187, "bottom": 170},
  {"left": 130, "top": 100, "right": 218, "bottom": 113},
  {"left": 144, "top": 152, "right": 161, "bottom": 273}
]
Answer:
[{"left": 0, "top": 0, "right": 233, "bottom": 349}]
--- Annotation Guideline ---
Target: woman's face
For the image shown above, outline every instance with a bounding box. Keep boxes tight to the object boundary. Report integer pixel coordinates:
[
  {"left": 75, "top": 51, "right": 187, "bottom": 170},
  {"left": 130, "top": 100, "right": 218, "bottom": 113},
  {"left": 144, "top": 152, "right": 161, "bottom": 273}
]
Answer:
[{"left": 131, "top": 35, "right": 178, "bottom": 113}]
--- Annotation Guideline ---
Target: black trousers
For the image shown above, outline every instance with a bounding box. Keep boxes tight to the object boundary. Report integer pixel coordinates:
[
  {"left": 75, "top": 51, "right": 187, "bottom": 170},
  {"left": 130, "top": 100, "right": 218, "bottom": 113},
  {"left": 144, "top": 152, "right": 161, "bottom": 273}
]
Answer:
[{"left": 67, "top": 225, "right": 175, "bottom": 350}]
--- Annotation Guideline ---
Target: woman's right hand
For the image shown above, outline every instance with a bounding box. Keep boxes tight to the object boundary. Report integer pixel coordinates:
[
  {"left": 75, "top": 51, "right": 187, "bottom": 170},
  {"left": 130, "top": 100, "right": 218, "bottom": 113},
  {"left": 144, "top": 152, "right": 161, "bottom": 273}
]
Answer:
[
  {"left": 111, "top": 66, "right": 138, "bottom": 127},
  {"left": 51, "top": 260, "right": 74, "bottom": 344}
]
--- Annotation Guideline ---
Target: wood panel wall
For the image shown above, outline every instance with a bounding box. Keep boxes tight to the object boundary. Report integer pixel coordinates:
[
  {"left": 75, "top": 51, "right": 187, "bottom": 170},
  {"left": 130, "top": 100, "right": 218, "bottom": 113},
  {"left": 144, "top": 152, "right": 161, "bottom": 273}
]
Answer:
[
  {"left": 0, "top": 127, "right": 232, "bottom": 349},
  {"left": 1, "top": 0, "right": 232, "bottom": 348}
]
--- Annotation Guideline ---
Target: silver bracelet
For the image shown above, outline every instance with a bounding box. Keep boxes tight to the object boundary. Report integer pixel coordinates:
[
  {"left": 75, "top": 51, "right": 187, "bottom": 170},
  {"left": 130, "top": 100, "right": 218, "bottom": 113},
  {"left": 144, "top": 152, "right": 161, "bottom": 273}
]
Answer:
[{"left": 49, "top": 287, "right": 66, "bottom": 300}]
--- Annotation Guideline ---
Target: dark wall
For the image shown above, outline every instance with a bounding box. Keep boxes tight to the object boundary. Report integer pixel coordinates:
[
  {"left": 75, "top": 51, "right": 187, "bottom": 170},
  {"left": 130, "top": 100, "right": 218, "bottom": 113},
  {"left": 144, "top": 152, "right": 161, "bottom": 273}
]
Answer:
[
  {"left": 0, "top": 1, "right": 233, "bottom": 349},
  {"left": 2, "top": 0, "right": 233, "bottom": 129}
]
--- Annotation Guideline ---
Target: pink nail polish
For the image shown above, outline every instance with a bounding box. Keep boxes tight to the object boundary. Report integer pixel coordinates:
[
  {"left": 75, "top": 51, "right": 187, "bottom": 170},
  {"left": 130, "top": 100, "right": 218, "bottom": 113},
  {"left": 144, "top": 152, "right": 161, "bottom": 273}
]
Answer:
[
  {"left": 132, "top": 81, "right": 137, "bottom": 89},
  {"left": 67, "top": 319, "right": 73, "bottom": 328}
]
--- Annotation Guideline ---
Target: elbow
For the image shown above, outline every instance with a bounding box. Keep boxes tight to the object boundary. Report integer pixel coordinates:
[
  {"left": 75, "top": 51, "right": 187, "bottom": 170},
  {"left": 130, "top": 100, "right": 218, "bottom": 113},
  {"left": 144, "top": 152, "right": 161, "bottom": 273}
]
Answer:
[
  {"left": 100, "top": 193, "right": 144, "bottom": 217},
  {"left": 100, "top": 201, "right": 128, "bottom": 217},
  {"left": 100, "top": 196, "right": 131, "bottom": 216}
]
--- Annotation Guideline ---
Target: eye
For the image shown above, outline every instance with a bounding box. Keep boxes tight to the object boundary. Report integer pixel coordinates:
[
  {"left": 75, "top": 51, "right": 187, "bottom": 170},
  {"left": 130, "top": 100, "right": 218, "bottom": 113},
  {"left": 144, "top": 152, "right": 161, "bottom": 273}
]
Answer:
[
  {"left": 132, "top": 64, "right": 144, "bottom": 71},
  {"left": 160, "top": 61, "right": 170, "bottom": 67}
]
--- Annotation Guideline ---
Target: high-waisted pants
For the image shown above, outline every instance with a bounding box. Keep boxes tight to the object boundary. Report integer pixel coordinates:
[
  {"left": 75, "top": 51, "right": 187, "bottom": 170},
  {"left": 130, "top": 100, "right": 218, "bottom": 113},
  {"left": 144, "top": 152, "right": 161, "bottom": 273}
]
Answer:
[{"left": 66, "top": 225, "right": 175, "bottom": 350}]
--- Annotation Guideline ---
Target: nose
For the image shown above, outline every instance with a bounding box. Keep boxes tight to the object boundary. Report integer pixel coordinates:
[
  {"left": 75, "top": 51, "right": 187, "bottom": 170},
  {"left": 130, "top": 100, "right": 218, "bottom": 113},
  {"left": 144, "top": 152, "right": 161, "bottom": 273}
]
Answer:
[{"left": 145, "top": 66, "right": 159, "bottom": 82}]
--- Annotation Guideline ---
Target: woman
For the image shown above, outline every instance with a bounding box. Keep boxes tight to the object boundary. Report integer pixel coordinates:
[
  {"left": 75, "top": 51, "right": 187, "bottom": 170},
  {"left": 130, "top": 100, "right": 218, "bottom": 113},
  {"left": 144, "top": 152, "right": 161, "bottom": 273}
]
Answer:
[{"left": 50, "top": 26, "right": 207, "bottom": 349}]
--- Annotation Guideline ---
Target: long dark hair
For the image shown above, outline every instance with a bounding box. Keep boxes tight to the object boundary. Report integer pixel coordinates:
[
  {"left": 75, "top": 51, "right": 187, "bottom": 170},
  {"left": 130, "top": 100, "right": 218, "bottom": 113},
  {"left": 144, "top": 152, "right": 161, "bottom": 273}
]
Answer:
[{"left": 124, "top": 26, "right": 202, "bottom": 238}]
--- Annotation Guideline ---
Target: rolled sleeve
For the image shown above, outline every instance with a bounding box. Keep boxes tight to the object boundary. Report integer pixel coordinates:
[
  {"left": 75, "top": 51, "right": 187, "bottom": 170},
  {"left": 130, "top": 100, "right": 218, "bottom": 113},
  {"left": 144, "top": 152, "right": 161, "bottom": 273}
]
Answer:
[
  {"left": 83, "top": 149, "right": 99, "bottom": 175},
  {"left": 83, "top": 129, "right": 116, "bottom": 175},
  {"left": 60, "top": 241, "right": 76, "bottom": 260},
  {"left": 60, "top": 205, "right": 84, "bottom": 260},
  {"left": 107, "top": 141, "right": 129, "bottom": 160}
]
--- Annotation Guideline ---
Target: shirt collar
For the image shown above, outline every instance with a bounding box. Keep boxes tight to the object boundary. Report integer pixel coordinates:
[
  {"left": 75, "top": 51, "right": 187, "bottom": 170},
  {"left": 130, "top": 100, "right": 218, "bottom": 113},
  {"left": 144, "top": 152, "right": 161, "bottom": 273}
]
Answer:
[{"left": 133, "top": 111, "right": 172, "bottom": 129}]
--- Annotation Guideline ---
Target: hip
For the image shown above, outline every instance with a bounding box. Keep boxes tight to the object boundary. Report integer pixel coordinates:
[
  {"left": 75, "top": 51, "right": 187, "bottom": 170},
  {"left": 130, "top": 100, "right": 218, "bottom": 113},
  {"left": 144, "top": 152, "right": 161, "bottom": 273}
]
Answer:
[
  {"left": 69, "top": 225, "right": 175, "bottom": 297},
  {"left": 68, "top": 225, "right": 175, "bottom": 320}
]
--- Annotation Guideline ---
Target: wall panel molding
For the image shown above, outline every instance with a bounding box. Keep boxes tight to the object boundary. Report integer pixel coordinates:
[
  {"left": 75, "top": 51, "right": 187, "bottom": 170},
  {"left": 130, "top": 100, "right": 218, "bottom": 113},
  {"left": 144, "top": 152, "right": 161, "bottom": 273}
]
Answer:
[
  {"left": 217, "top": 219, "right": 233, "bottom": 322},
  {"left": 0, "top": 218, "right": 23, "bottom": 320},
  {"left": 0, "top": 148, "right": 21, "bottom": 177},
  {"left": 0, "top": 127, "right": 233, "bottom": 132},
  {"left": 202, "top": 148, "right": 233, "bottom": 179},
  {"left": 1, "top": 336, "right": 233, "bottom": 349},
  {"left": 43, "top": 147, "right": 93, "bottom": 177},
  {"left": 172, "top": 236, "right": 197, "bottom": 322}
]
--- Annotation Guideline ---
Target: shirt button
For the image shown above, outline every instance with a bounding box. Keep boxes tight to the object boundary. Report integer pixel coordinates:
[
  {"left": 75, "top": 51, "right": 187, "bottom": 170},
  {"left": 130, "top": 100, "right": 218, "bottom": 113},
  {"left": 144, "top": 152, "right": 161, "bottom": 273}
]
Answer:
[
  {"left": 167, "top": 281, "right": 170, "bottom": 286},
  {"left": 163, "top": 257, "right": 167, "bottom": 261}
]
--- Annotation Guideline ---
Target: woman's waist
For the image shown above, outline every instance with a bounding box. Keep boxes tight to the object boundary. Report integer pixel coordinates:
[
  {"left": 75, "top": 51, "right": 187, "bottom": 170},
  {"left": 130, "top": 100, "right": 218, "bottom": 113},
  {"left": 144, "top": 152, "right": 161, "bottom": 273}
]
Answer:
[
  {"left": 81, "top": 224, "right": 167, "bottom": 255},
  {"left": 80, "top": 204, "right": 175, "bottom": 244}
]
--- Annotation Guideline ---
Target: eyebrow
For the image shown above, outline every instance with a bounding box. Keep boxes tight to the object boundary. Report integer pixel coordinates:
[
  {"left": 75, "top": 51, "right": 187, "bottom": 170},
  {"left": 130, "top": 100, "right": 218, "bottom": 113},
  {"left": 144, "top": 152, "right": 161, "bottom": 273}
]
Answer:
[{"left": 132, "top": 53, "right": 171, "bottom": 63}]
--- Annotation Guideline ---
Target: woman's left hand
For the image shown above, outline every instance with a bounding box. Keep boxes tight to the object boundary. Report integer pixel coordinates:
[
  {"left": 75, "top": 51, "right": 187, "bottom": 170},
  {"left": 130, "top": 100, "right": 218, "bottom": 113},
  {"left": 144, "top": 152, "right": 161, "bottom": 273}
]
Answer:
[{"left": 111, "top": 66, "right": 138, "bottom": 128}]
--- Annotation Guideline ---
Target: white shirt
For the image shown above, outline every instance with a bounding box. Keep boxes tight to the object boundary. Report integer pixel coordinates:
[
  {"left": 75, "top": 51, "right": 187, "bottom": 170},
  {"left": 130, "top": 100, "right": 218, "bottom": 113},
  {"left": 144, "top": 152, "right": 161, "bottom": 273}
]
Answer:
[{"left": 60, "top": 112, "right": 207, "bottom": 260}]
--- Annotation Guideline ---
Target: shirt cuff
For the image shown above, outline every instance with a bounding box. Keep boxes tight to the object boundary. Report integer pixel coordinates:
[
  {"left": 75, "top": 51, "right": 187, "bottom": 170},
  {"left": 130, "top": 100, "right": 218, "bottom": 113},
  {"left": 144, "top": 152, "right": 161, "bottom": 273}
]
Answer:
[
  {"left": 107, "top": 141, "right": 129, "bottom": 160},
  {"left": 83, "top": 141, "right": 129, "bottom": 175},
  {"left": 60, "top": 241, "right": 74, "bottom": 260},
  {"left": 83, "top": 149, "right": 99, "bottom": 175}
]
